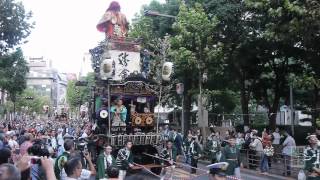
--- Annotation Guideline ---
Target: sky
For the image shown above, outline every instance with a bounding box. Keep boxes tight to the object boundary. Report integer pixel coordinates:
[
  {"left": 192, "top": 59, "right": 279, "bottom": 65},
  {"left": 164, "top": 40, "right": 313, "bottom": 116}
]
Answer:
[{"left": 21, "top": 0, "right": 163, "bottom": 74}]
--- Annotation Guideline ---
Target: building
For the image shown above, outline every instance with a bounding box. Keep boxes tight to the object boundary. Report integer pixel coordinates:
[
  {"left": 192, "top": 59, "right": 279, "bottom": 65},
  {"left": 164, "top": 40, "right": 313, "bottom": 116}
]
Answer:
[{"left": 26, "top": 57, "right": 63, "bottom": 109}]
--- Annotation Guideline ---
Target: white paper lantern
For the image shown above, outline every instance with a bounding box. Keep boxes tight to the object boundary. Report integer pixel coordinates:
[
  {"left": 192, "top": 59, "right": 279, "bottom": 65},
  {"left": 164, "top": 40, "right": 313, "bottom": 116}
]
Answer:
[
  {"left": 162, "top": 62, "right": 173, "bottom": 81},
  {"left": 100, "top": 58, "right": 113, "bottom": 80}
]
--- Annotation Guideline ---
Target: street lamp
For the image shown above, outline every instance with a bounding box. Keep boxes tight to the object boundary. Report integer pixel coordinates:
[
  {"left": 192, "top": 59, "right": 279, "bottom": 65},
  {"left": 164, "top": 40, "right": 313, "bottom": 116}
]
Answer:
[{"left": 144, "top": 10, "right": 176, "bottom": 19}]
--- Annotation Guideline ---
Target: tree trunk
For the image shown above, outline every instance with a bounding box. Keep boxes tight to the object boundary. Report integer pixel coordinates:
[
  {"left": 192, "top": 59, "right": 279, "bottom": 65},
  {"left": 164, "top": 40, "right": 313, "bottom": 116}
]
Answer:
[
  {"left": 269, "top": 88, "right": 281, "bottom": 131},
  {"left": 240, "top": 78, "right": 250, "bottom": 127}
]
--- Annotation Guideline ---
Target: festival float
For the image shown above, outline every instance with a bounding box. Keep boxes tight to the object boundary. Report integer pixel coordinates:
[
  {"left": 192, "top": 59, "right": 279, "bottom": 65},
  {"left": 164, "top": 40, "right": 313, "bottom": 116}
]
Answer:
[{"left": 88, "top": 1, "right": 173, "bottom": 174}]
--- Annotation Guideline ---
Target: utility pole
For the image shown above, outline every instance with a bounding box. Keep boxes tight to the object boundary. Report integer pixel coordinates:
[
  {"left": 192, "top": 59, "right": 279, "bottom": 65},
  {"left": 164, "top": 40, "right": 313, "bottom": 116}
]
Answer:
[{"left": 290, "top": 84, "right": 294, "bottom": 137}]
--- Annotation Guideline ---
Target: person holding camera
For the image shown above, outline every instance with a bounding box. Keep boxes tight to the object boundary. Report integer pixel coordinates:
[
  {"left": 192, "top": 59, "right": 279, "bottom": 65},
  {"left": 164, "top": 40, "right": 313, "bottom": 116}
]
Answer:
[{"left": 97, "top": 144, "right": 116, "bottom": 180}]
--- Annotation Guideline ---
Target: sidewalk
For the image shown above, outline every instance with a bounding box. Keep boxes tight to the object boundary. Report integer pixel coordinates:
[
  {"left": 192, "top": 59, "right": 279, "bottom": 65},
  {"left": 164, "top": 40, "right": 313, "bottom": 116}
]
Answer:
[{"left": 198, "top": 159, "right": 295, "bottom": 180}]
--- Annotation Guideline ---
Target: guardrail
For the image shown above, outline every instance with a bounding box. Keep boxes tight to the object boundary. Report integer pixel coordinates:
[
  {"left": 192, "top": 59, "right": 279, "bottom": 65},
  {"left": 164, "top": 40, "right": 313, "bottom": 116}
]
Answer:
[
  {"left": 240, "top": 147, "right": 305, "bottom": 177},
  {"left": 201, "top": 145, "right": 305, "bottom": 178}
]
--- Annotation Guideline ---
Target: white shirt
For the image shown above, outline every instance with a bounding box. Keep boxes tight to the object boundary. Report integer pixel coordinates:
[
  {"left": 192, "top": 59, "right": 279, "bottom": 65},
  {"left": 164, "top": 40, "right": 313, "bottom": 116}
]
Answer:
[
  {"left": 272, "top": 132, "right": 280, "bottom": 145},
  {"left": 8, "top": 139, "right": 19, "bottom": 149},
  {"left": 51, "top": 136, "right": 57, "bottom": 149},
  {"left": 282, "top": 135, "right": 296, "bottom": 156},
  {"left": 104, "top": 153, "right": 113, "bottom": 168},
  {"left": 57, "top": 133, "right": 64, "bottom": 146},
  {"left": 61, "top": 169, "right": 91, "bottom": 180},
  {"left": 65, "top": 177, "right": 77, "bottom": 180},
  {"left": 250, "top": 138, "right": 263, "bottom": 152},
  {"left": 81, "top": 132, "right": 88, "bottom": 138}
]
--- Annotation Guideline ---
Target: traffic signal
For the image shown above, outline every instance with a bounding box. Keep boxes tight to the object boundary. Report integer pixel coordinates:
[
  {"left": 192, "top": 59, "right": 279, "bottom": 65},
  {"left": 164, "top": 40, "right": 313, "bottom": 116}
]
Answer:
[{"left": 75, "top": 81, "right": 88, "bottom": 86}]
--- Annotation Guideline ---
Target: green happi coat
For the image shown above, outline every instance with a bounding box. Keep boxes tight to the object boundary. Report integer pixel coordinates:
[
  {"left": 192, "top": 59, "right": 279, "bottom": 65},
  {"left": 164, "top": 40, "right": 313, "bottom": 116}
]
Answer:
[
  {"left": 160, "top": 147, "right": 177, "bottom": 166},
  {"left": 206, "top": 135, "right": 221, "bottom": 163},
  {"left": 97, "top": 153, "right": 116, "bottom": 180},
  {"left": 54, "top": 151, "right": 70, "bottom": 180},
  {"left": 116, "top": 147, "right": 133, "bottom": 170},
  {"left": 183, "top": 138, "right": 192, "bottom": 154},
  {"left": 304, "top": 145, "right": 320, "bottom": 180},
  {"left": 220, "top": 145, "right": 241, "bottom": 175}
]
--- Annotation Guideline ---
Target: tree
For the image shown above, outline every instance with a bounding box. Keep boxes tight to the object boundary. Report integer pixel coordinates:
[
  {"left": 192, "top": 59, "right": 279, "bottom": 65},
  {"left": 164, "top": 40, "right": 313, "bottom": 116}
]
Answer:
[
  {"left": 201, "top": 0, "right": 311, "bottom": 129},
  {"left": 0, "top": 0, "right": 33, "bottom": 55},
  {"left": 169, "top": 2, "right": 222, "bottom": 132},
  {"left": 0, "top": 49, "right": 29, "bottom": 112},
  {"left": 67, "top": 73, "right": 95, "bottom": 112},
  {"left": 241, "top": 0, "right": 308, "bottom": 129},
  {"left": 15, "top": 88, "right": 50, "bottom": 114},
  {"left": 0, "top": 0, "right": 33, "bottom": 110},
  {"left": 295, "top": 0, "right": 320, "bottom": 126}
]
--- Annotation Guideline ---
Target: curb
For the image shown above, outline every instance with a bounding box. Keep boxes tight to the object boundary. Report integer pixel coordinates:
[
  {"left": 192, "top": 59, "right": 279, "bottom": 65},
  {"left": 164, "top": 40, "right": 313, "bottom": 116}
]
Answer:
[{"left": 198, "top": 159, "right": 295, "bottom": 180}]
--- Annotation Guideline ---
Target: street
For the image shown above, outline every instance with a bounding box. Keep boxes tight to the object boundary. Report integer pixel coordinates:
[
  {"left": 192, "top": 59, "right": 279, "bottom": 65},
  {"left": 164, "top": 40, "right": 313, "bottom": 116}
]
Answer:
[{"left": 134, "top": 161, "right": 292, "bottom": 180}]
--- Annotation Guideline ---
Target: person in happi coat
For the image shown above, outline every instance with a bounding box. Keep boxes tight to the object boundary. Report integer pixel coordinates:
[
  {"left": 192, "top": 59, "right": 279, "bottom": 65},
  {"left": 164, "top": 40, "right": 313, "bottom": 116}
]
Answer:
[
  {"left": 183, "top": 133, "right": 193, "bottom": 162},
  {"left": 169, "top": 128, "right": 184, "bottom": 159},
  {"left": 304, "top": 135, "right": 320, "bottom": 180},
  {"left": 220, "top": 137, "right": 242, "bottom": 178},
  {"left": 185, "top": 135, "right": 202, "bottom": 174},
  {"left": 159, "top": 140, "right": 177, "bottom": 180},
  {"left": 97, "top": 144, "right": 116, "bottom": 180},
  {"left": 111, "top": 97, "right": 127, "bottom": 127},
  {"left": 116, "top": 140, "right": 133, "bottom": 180},
  {"left": 54, "top": 139, "right": 74, "bottom": 180},
  {"left": 207, "top": 130, "right": 221, "bottom": 164}
]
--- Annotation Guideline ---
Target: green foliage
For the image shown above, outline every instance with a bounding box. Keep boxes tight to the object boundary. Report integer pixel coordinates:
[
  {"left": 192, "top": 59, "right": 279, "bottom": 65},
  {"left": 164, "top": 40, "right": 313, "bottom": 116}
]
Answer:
[
  {"left": 0, "top": 49, "right": 29, "bottom": 100},
  {"left": 67, "top": 73, "right": 95, "bottom": 111},
  {"left": 14, "top": 88, "right": 50, "bottom": 114},
  {"left": 0, "top": 0, "right": 33, "bottom": 54},
  {"left": 132, "top": 0, "right": 320, "bottom": 129},
  {"left": 0, "top": 0, "right": 33, "bottom": 101}
]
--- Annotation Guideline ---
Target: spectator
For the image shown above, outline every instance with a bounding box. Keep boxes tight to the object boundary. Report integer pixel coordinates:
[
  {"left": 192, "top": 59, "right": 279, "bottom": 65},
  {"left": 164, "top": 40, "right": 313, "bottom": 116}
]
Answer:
[
  {"left": 49, "top": 130, "right": 57, "bottom": 150},
  {"left": 0, "top": 148, "right": 11, "bottom": 164},
  {"left": 272, "top": 128, "right": 281, "bottom": 145},
  {"left": 249, "top": 130, "right": 263, "bottom": 169},
  {"left": 0, "top": 163, "right": 21, "bottom": 180},
  {"left": 235, "top": 132, "right": 245, "bottom": 150},
  {"left": 260, "top": 128, "right": 273, "bottom": 175},
  {"left": 304, "top": 135, "right": 320, "bottom": 179},
  {"left": 107, "top": 166, "right": 119, "bottom": 179},
  {"left": 64, "top": 157, "right": 83, "bottom": 180},
  {"left": 20, "top": 133, "right": 33, "bottom": 156},
  {"left": 7, "top": 133, "right": 19, "bottom": 150},
  {"left": 281, "top": 130, "right": 296, "bottom": 176}
]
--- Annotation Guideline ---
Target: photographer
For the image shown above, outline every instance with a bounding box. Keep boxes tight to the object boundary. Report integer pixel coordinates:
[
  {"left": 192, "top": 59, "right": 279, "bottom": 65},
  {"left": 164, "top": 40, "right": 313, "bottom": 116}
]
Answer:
[
  {"left": 15, "top": 155, "right": 56, "bottom": 180},
  {"left": 62, "top": 152, "right": 96, "bottom": 180},
  {"left": 28, "top": 139, "right": 52, "bottom": 180}
]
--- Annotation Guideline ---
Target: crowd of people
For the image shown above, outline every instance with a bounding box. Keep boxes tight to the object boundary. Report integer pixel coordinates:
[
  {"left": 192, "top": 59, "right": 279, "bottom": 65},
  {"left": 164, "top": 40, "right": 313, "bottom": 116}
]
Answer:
[
  {"left": 2, "top": 115, "right": 320, "bottom": 180},
  {"left": 158, "top": 125, "right": 301, "bottom": 179}
]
